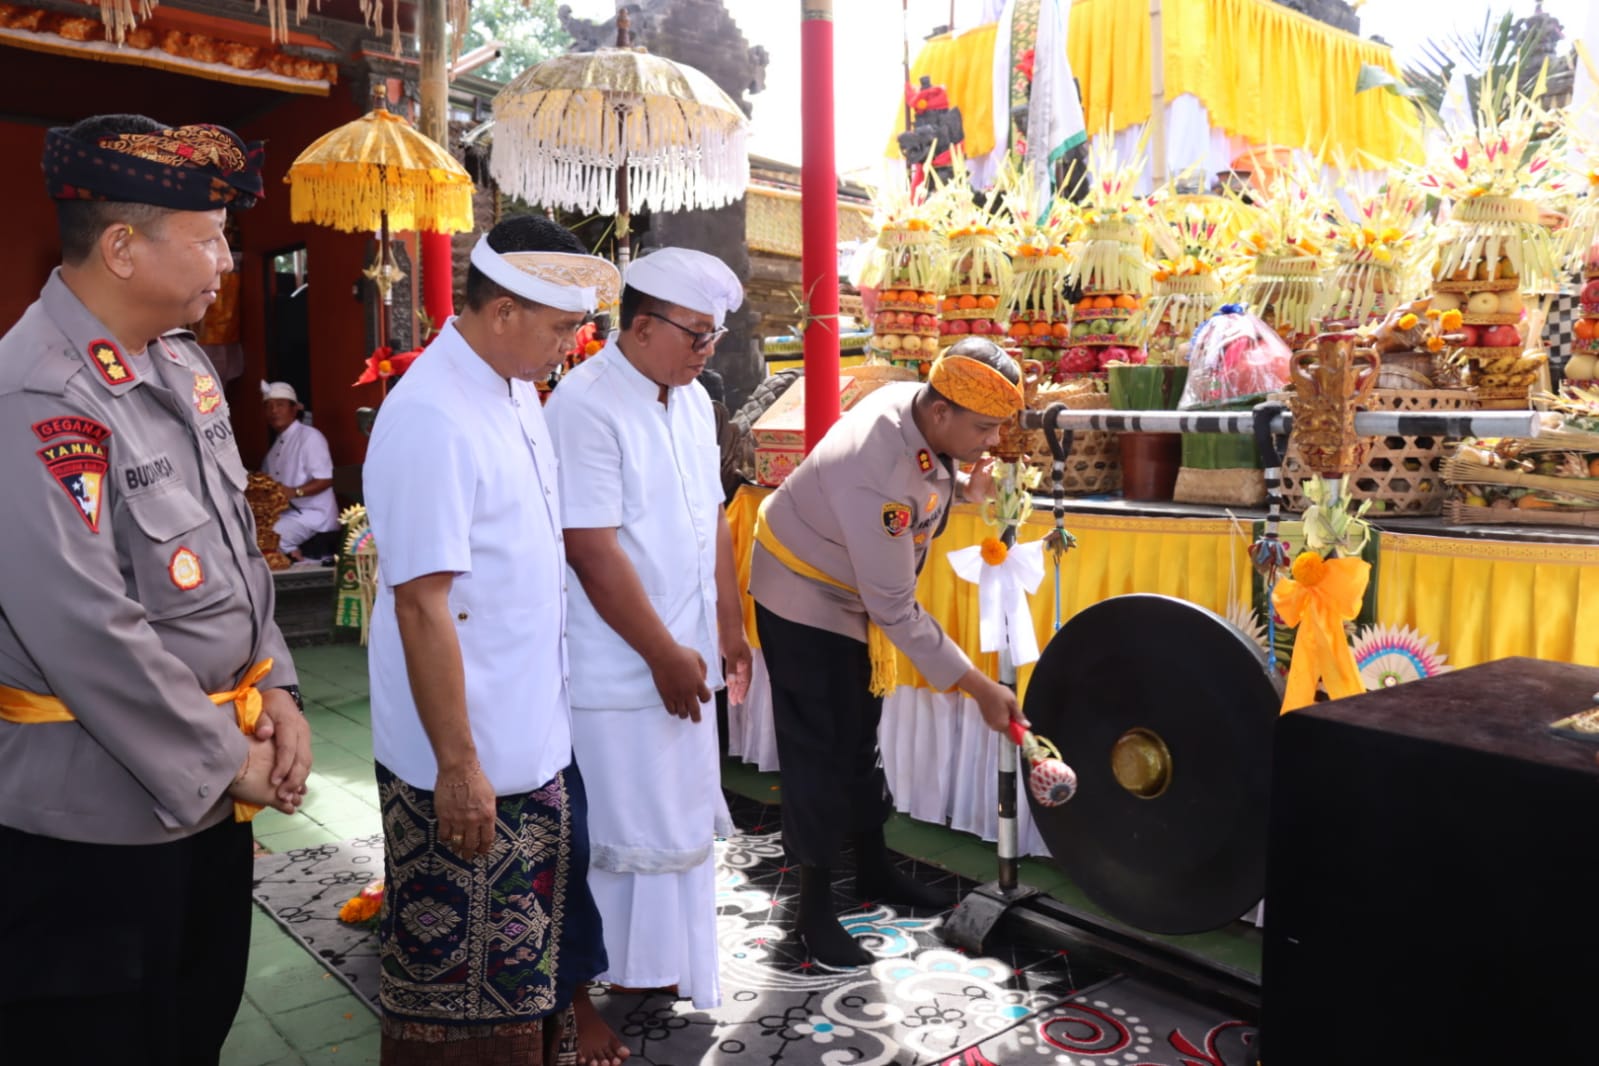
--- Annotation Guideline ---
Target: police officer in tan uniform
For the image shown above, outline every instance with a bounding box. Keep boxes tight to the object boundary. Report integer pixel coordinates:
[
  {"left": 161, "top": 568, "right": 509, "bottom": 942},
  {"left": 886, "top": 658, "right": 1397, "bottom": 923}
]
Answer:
[
  {"left": 0, "top": 114, "right": 312, "bottom": 1065},
  {"left": 750, "top": 338, "right": 1028, "bottom": 966}
]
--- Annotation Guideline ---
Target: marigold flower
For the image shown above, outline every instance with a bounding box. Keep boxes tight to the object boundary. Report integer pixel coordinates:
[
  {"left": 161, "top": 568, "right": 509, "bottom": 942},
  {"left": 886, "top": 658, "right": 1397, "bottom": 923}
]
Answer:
[
  {"left": 1440, "top": 309, "right": 1463, "bottom": 331},
  {"left": 980, "top": 537, "right": 1009, "bottom": 566},
  {"left": 1398, "top": 313, "right": 1418, "bottom": 331},
  {"left": 1290, "top": 550, "right": 1327, "bottom": 587}
]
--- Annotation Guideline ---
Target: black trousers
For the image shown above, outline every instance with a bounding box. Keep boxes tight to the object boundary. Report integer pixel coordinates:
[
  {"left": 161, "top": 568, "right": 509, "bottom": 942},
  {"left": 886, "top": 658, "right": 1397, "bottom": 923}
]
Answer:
[
  {"left": 756, "top": 602, "right": 894, "bottom": 868},
  {"left": 0, "top": 816, "right": 255, "bottom": 1066}
]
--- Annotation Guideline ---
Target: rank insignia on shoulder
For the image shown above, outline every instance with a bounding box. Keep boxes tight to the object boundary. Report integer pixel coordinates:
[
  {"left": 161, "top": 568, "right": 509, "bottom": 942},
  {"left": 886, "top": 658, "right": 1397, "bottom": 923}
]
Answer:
[
  {"left": 882, "top": 502, "right": 912, "bottom": 538},
  {"left": 168, "top": 546, "right": 204, "bottom": 591},
  {"left": 38, "top": 440, "right": 108, "bottom": 533},
  {"left": 916, "top": 448, "right": 933, "bottom": 473},
  {"left": 87, "top": 339, "right": 133, "bottom": 386},
  {"left": 192, "top": 373, "right": 222, "bottom": 415}
]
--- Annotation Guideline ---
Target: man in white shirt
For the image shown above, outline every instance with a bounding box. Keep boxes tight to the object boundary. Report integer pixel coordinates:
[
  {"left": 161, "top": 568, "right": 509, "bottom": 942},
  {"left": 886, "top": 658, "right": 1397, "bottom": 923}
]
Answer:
[
  {"left": 260, "top": 381, "right": 340, "bottom": 559},
  {"left": 363, "top": 215, "right": 624, "bottom": 1066},
  {"left": 545, "top": 248, "right": 753, "bottom": 1014}
]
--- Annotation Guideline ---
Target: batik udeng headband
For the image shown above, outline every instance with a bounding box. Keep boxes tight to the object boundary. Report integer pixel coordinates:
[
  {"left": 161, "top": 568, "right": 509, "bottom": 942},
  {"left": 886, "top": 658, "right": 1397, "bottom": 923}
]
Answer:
[
  {"left": 928, "top": 353, "right": 1026, "bottom": 418},
  {"left": 469, "top": 236, "right": 621, "bottom": 314}
]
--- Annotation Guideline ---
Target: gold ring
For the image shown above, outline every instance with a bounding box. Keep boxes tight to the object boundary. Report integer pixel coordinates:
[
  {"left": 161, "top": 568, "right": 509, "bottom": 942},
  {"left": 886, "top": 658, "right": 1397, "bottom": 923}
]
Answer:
[{"left": 448, "top": 835, "right": 464, "bottom": 845}]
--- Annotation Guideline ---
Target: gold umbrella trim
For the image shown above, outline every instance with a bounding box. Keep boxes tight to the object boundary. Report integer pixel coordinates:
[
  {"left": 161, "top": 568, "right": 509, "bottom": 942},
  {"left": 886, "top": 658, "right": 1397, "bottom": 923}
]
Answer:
[
  {"left": 286, "top": 108, "right": 474, "bottom": 234},
  {"left": 490, "top": 48, "right": 749, "bottom": 217}
]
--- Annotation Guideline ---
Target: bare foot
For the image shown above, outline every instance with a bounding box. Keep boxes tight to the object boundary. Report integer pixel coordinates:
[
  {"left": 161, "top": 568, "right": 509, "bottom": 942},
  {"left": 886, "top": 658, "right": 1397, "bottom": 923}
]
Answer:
[{"left": 574, "top": 984, "right": 631, "bottom": 1066}]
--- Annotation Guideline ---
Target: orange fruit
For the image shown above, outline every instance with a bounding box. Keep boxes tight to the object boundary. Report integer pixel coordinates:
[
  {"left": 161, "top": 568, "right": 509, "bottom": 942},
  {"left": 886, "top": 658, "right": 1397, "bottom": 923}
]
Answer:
[
  {"left": 941, "top": 297, "right": 959, "bottom": 313},
  {"left": 1576, "top": 319, "right": 1596, "bottom": 340},
  {"left": 920, "top": 292, "right": 937, "bottom": 306},
  {"left": 1050, "top": 322, "right": 1070, "bottom": 338},
  {"left": 958, "top": 294, "right": 978, "bottom": 309},
  {"left": 1092, "top": 296, "right": 1115, "bottom": 309},
  {"left": 1030, "top": 321, "right": 1052, "bottom": 336},
  {"left": 1077, "top": 298, "right": 1095, "bottom": 314},
  {"left": 1009, "top": 322, "right": 1031, "bottom": 339},
  {"left": 977, "top": 294, "right": 998, "bottom": 309},
  {"left": 1114, "top": 294, "right": 1137, "bottom": 310}
]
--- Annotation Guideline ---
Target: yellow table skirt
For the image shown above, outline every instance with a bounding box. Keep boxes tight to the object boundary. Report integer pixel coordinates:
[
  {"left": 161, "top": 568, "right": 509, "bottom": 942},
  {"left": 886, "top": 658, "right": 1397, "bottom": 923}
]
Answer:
[
  {"left": 730, "top": 485, "right": 1252, "bottom": 699},
  {"left": 729, "top": 484, "right": 1599, "bottom": 695}
]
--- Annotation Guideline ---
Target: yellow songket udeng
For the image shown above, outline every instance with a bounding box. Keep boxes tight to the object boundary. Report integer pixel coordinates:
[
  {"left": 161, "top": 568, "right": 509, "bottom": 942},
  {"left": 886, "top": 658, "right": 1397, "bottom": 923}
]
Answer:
[
  {"left": 1271, "top": 552, "right": 1370, "bottom": 714},
  {"left": 928, "top": 353, "right": 1026, "bottom": 418}
]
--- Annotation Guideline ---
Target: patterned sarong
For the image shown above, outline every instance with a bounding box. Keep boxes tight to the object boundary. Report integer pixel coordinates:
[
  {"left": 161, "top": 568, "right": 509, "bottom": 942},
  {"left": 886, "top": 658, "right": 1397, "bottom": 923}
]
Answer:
[{"left": 375, "top": 761, "right": 606, "bottom": 1056}]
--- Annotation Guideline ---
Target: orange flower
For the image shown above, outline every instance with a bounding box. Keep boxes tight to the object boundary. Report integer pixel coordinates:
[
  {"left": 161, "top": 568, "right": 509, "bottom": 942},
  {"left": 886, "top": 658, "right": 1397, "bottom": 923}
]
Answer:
[
  {"left": 1427, "top": 336, "right": 1445, "bottom": 352},
  {"left": 1398, "top": 313, "right": 1418, "bottom": 331},
  {"left": 339, "top": 894, "right": 381, "bottom": 923},
  {"left": 1440, "top": 309, "right": 1463, "bottom": 331},
  {"left": 979, "top": 537, "right": 1009, "bottom": 566},
  {"left": 1289, "top": 550, "right": 1327, "bottom": 586}
]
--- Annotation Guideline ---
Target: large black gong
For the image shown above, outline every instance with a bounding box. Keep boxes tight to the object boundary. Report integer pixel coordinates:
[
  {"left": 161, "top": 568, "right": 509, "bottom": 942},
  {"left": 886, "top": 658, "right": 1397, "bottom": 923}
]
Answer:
[{"left": 1022, "top": 594, "right": 1280, "bottom": 935}]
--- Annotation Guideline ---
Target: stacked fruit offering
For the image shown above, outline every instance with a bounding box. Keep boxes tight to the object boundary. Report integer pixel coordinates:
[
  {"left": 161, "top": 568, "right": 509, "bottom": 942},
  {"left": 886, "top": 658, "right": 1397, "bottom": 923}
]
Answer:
[
  {"left": 1060, "top": 292, "right": 1146, "bottom": 375},
  {"left": 871, "top": 289, "right": 943, "bottom": 362},
  {"left": 939, "top": 223, "right": 1012, "bottom": 354},
  {"left": 1003, "top": 242, "right": 1077, "bottom": 381},
  {"left": 1433, "top": 256, "right": 1541, "bottom": 407},
  {"left": 1564, "top": 267, "right": 1599, "bottom": 385}
]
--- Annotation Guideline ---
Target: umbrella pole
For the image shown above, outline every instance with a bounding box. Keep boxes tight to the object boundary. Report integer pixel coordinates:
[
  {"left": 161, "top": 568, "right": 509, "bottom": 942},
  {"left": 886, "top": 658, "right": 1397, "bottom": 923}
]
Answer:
[
  {"left": 378, "top": 209, "right": 391, "bottom": 398},
  {"left": 614, "top": 9, "right": 633, "bottom": 272}
]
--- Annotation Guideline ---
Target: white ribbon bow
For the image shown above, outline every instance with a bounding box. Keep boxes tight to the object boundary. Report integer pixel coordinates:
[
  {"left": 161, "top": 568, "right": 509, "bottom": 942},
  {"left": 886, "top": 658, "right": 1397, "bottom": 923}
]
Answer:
[{"left": 947, "top": 538, "right": 1048, "bottom": 666}]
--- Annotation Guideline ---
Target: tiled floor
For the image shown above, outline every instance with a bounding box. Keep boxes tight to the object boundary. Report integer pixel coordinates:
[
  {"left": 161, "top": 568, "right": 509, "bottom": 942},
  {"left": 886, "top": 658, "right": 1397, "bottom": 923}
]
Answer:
[{"left": 233, "top": 642, "right": 1261, "bottom": 1064}]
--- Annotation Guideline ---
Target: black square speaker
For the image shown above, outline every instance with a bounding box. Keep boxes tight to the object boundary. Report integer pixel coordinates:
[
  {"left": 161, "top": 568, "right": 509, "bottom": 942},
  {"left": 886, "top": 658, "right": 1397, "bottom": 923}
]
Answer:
[{"left": 1262, "top": 657, "right": 1599, "bottom": 1062}]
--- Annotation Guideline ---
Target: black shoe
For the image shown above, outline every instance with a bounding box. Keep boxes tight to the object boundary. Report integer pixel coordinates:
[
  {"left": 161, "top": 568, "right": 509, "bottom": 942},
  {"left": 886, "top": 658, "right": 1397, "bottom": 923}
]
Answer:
[
  {"left": 796, "top": 865, "right": 873, "bottom": 968},
  {"left": 853, "top": 829, "right": 956, "bottom": 911}
]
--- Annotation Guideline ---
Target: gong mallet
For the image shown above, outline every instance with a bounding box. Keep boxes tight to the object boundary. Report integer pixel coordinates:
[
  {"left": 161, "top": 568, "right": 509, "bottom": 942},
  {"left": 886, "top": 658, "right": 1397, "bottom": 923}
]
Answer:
[{"left": 1007, "top": 721, "right": 1078, "bottom": 807}]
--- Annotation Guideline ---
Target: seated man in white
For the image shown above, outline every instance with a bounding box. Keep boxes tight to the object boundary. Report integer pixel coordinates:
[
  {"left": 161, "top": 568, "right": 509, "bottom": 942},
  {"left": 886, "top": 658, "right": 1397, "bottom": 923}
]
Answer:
[{"left": 261, "top": 381, "right": 341, "bottom": 559}]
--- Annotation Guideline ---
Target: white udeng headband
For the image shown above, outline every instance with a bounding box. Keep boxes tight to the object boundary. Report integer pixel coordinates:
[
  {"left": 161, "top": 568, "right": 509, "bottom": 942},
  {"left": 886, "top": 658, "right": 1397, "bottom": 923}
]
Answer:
[{"left": 468, "top": 236, "right": 621, "bottom": 314}]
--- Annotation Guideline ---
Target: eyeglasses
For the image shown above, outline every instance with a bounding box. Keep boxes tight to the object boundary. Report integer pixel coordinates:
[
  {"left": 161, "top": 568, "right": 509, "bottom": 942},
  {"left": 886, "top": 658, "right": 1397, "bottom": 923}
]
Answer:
[{"left": 641, "top": 311, "right": 727, "bottom": 352}]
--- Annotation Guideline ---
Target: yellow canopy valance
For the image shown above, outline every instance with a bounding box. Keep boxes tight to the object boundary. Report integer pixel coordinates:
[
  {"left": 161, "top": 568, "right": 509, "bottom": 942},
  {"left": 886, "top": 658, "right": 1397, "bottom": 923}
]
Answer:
[{"left": 892, "top": 0, "right": 1420, "bottom": 170}]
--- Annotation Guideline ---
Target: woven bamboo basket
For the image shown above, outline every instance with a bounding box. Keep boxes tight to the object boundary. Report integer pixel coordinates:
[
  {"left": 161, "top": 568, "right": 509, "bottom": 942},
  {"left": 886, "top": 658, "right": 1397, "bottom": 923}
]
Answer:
[
  {"left": 1278, "top": 388, "right": 1479, "bottom": 515},
  {"left": 1023, "top": 385, "right": 1121, "bottom": 495}
]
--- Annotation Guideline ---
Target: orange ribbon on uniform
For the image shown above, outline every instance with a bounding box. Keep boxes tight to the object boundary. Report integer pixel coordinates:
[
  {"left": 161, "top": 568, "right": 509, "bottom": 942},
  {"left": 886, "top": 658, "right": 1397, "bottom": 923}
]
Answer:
[
  {"left": 210, "top": 659, "right": 275, "bottom": 822},
  {"left": 1271, "top": 552, "right": 1369, "bottom": 714},
  {"left": 0, "top": 658, "right": 277, "bottom": 823}
]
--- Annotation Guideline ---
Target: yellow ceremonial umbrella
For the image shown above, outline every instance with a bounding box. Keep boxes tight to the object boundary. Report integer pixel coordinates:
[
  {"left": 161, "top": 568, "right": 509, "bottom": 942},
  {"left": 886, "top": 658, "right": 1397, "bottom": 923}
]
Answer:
[
  {"left": 487, "top": 10, "right": 748, "bottom": 269},
  {"left": 285, "top": 87, "right": 475, "bottom": 352}
]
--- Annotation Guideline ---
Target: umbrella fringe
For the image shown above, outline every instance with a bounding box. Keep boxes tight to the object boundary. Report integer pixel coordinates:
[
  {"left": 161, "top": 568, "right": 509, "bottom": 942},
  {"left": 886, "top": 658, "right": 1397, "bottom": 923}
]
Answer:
[
  {"left": 491, "top": 89, "right": 749, "bottom": 216},
  {"left": 289, "top": 170, "right": 474, "bottom": 234}
]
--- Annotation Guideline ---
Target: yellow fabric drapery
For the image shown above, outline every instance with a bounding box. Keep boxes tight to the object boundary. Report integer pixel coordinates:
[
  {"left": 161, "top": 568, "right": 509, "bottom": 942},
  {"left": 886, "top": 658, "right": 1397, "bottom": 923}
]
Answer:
[
  {"left": 890, "top": 0, "right": 1420, "bottom": 170},
  {"left": 729, "top": 485, "right": 1250, "bottom": 701},
  {"left": 888, "top": 22, "right": 999, "bottom": 162},
  {"left": 1375, "top": 532, "right": 1599, "bottom": 669}
]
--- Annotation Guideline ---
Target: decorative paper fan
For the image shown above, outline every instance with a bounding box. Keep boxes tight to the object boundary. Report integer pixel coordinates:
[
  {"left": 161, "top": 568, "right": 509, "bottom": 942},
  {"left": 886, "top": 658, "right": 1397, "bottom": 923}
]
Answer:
[
  {"left": 1225, "top": 599, "right": 1270, "bottom": 655},
  {"left": 1351, "top": 623, "right": 1453, "bottom": 689}
]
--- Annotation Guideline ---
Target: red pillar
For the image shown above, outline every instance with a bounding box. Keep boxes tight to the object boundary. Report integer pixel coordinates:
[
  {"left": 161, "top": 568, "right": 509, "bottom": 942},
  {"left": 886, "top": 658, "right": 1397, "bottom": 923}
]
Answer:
[
  {"left": 420, "top": 231, "right": 455, "bottom": 341},
  {"left": 801, "top": 0, "right": 840, "bottom": 451}
]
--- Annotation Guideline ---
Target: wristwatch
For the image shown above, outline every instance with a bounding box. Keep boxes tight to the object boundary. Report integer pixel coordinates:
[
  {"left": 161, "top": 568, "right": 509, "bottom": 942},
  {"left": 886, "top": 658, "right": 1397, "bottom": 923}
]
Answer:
[
  {"left": 294, "top": 486, "right": 304, "bottom": 498},
  {"left": 274, "top": 684, "right": 304, "bottom": 712}
]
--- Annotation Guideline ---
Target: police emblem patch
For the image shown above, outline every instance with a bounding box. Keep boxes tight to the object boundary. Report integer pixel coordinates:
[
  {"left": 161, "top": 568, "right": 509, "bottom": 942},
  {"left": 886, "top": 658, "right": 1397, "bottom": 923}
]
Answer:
[
  {"left": 916, "top": 448, "right": 933, "bottom": 473},
  {"left": 168, "top": 546, "right": 204, "bottom": 591},
  {"left": 38, "top": 440, "right": 108, "bottom": 532},
  {"left": 882, "top": 502, "right": 912, "bottom": 538},
  {"left": 87, "top": 338, "right": 133, "bottom": 386},
  {"left": 192, "top": 373, "right": 222, "bottom": 415}
]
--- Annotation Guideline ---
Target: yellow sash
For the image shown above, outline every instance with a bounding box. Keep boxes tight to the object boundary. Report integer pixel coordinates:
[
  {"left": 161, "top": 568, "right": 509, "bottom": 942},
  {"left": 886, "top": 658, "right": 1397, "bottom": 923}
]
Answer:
[
  {"left": 0, "top": 659, "right": 277, "bottom": 823},
  {"left": 753, "top": 496, "right": 897, "bottom": 697}
]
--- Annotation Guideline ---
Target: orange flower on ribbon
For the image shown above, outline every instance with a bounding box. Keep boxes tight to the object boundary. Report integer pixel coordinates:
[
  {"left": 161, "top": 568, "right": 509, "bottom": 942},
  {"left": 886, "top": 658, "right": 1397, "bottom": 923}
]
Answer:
[
  {"left": 353, "top": 346, "right": 421, "bottom": 386},
  {"left": 1271, "top": 550, "right": 1370, "bottom": 714},
  {"left": 979, "top": 537, "right": 1009, "bottom": 566}
]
